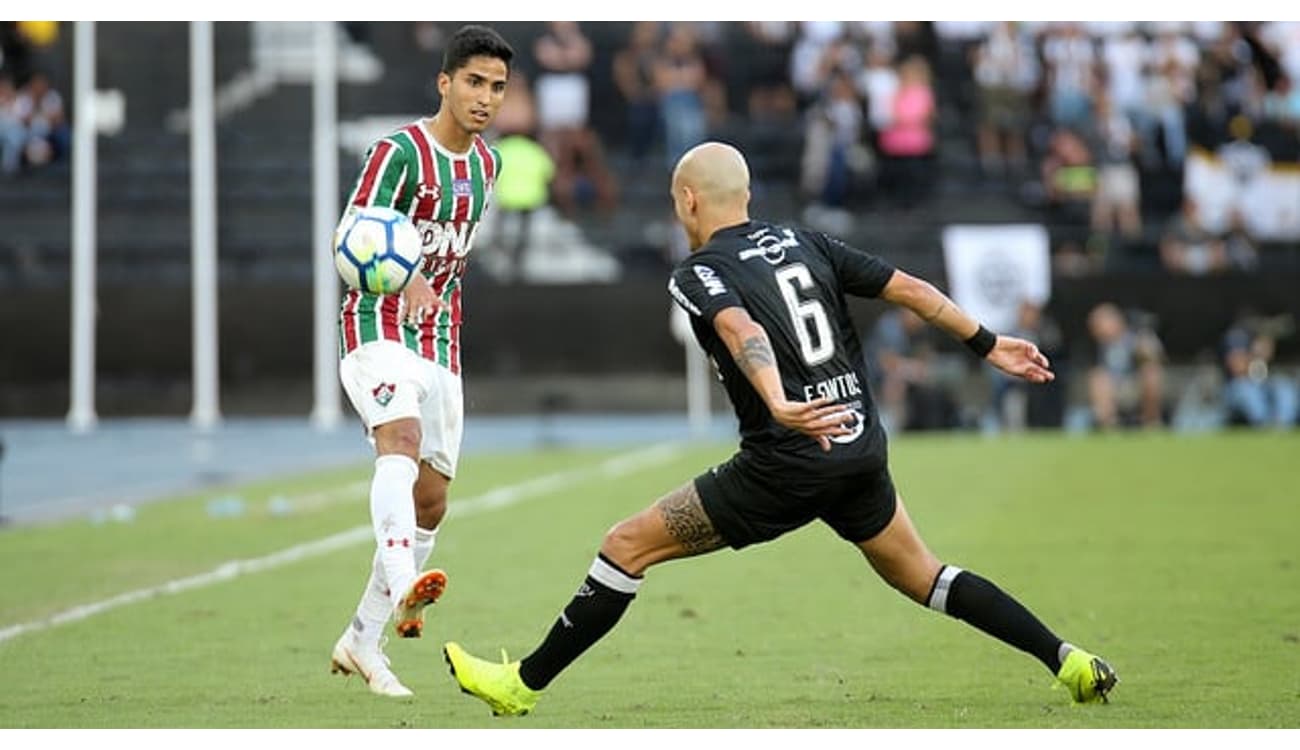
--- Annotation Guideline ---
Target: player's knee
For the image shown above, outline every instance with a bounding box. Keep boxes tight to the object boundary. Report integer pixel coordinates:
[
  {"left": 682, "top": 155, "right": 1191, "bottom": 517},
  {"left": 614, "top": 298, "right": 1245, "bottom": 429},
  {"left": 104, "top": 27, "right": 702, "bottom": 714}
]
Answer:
[
  {"left": 599, "top": 519, "right": 650, "bottom": 573},
  {"left": 375, "top": 421, "right": 421, "bottom": 459}
]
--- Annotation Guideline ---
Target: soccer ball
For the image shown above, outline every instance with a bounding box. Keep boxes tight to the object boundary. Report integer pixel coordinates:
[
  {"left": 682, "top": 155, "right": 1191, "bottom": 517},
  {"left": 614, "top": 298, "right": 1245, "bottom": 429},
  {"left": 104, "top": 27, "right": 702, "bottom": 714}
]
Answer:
[{"left": 334, "top": 205, "right": 423, "bottom": 295}]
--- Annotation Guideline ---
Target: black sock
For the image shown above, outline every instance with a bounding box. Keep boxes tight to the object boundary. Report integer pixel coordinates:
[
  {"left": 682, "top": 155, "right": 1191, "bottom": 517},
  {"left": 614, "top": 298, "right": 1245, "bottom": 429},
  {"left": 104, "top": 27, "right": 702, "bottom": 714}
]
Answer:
[
  {"left": 518, "top": 553, "right": 642, "bottom": 691},
  {"left": 927, "top": 565, "right": 1065, "bottom": 673}
]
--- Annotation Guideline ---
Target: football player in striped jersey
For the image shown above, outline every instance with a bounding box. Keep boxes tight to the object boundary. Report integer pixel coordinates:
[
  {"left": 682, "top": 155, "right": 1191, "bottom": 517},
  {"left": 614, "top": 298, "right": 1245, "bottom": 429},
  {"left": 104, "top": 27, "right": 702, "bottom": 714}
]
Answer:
[{"left": 330, "top": 24, "right": 513, "bottom": 698}]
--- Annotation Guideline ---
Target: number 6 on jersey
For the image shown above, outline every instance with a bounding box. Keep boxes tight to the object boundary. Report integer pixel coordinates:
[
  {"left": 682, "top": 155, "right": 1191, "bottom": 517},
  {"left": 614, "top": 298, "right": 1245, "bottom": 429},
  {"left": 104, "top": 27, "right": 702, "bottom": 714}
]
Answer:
[{"left": 774, "top": 263, "right": 834, "bottom": 366}]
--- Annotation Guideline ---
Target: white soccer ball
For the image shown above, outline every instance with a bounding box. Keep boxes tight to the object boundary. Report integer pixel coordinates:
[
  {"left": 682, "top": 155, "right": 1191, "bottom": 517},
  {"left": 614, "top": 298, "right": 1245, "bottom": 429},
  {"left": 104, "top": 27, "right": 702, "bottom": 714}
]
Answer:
[{"left": 334, "top": 205, "right": 423, "bottom": 295}]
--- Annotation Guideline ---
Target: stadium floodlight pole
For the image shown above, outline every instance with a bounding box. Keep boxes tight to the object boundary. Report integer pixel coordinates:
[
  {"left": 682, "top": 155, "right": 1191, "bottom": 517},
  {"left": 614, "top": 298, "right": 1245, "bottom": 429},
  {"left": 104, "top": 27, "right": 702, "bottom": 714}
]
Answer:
[
  {"left": 310, "top": 20, "right": 342, "bottom": 431},
  {"left": 68, "top": 21, "right": 98, "bottom": 434},
  {"left": 190, "top": 20, "right": 221, "bottom": 431}
]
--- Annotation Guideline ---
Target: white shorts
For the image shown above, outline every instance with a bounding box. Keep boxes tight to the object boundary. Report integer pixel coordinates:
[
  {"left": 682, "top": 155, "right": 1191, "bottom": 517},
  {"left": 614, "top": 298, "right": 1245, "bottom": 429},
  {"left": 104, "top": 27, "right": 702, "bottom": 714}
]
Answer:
[{"left": 339, "top": 340, "right": 464, "bottom": 478}]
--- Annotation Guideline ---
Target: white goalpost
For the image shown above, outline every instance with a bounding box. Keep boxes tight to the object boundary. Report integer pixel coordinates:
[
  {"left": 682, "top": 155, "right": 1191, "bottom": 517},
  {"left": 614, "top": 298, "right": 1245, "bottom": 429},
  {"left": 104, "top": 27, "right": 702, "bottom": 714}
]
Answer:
[
  {"left": 310, "top": 21, "right": 342, "bottom": 430},
  {"left": 190, "top": 20, "right": 221, "bottom": 431},
  {"left": 67, "top": 21, "right": 97, "bottom": 433}
]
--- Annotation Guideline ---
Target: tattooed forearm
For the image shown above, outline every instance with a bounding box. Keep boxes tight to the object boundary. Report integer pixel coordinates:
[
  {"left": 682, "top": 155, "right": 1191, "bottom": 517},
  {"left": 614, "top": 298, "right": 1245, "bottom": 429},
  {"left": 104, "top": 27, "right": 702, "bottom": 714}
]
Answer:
[
  {"left": 656, "top": 484, "right": 724, "bottom": 555},
  {"left": 734, "top": 335, "right": 775, "bottom": 376},
  {"left": 922, "top": 299, "right": 949, "bottom": 322}
]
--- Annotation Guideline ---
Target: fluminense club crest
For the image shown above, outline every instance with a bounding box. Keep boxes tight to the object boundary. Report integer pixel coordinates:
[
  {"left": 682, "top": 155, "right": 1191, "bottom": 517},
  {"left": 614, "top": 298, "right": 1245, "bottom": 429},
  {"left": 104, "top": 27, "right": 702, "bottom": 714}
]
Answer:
[{"left": 372, "top": 382, "right": 396, "bottom": 407}]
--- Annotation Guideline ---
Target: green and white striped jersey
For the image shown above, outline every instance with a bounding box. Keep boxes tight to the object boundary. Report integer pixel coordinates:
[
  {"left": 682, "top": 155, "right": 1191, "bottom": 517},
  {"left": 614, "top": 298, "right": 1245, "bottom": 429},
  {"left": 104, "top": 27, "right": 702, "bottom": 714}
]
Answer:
[{"left": 337, "top": 119, "right": 502, "bottom": 374}]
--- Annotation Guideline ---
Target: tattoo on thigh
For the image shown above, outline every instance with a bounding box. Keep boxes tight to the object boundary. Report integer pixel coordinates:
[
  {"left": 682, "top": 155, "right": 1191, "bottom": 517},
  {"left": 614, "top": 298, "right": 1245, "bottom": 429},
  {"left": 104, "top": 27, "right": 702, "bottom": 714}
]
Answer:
[{"left": 656, "top": 483, "right": 724, "bottom": 555}]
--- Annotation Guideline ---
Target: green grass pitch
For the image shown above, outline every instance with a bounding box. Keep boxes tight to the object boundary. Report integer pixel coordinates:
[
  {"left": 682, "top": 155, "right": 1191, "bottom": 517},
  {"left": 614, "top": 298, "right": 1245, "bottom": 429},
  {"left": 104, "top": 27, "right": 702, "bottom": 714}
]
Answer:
[{"left": 0, "top": 432, "right": 1297, "bottom": 728}]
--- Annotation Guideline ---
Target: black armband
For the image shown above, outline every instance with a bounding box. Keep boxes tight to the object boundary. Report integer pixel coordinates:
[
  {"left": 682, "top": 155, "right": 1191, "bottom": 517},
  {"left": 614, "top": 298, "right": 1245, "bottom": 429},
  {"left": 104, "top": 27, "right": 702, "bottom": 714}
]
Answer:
[{"left": 964, "top": 325, "right": 997, "bottom": 358}]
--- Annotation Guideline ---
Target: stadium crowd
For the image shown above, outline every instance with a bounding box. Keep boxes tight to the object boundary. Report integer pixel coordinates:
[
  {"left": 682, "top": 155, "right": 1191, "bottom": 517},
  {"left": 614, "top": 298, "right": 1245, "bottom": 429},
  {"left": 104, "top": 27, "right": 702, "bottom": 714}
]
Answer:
[
  {"left": 459, "top": 20, "right": 1300, "bottom": 432},
  {"left": 0, "top": 22, "right": 68, "bottom": 177}
]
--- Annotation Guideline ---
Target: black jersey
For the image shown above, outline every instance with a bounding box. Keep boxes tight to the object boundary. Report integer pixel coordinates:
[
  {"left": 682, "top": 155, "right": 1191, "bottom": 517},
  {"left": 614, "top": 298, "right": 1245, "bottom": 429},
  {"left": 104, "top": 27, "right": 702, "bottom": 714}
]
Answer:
[{"left": 669, "top": 219, "right": 896, "bottom": 475}]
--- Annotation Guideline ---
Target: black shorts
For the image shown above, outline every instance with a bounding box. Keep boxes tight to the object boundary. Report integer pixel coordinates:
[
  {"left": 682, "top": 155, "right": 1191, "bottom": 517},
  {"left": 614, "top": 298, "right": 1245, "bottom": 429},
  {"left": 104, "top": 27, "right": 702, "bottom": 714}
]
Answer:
[{"left": 693, "top": 451, "right": 898, "bottom": 550}]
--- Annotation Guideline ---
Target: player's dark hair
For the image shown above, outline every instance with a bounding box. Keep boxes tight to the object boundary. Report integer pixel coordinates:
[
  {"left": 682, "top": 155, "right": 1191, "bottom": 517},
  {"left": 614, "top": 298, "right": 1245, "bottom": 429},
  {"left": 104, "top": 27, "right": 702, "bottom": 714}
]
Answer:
[{"left": 442, "top": 25, "right": 514, "bottom": 74}]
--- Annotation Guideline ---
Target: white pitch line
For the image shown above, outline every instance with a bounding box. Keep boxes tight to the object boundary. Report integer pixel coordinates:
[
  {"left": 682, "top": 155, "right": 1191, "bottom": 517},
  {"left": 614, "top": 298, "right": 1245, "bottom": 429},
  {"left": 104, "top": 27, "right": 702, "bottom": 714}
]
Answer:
[{"left": 0, "top": 442, "right": 685, "bottom": 645}]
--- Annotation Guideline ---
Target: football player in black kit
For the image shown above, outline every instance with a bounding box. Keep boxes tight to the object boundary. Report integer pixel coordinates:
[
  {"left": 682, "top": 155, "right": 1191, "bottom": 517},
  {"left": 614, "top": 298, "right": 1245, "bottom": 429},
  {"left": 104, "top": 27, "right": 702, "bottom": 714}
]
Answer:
[{"left": 445, "top": 142, "right": 1117, "bottom": 716}]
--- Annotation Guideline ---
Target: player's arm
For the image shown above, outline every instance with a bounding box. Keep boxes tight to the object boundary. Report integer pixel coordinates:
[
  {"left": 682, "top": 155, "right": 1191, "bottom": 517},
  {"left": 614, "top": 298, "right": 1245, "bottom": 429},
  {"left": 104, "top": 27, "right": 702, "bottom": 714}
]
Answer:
[
  {"left": 878, "top": 269, "right": 1054, "bottom": 384},
  {"left": 712, "top": 306, "right": 857, "bottom": 451}
]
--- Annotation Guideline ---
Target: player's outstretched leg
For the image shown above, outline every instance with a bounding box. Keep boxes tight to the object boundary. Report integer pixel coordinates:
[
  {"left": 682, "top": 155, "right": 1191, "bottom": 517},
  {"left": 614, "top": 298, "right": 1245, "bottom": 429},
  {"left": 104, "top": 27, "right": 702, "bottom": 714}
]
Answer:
[
  {"left": 443, "top": 482, "right": 715, "bottom": 716},
  {"left": 859, "top": 497, "right": 1118, "bottom": 704},
  {"left": 927, "top": 564, "right": 1119, "bottom": 703}
]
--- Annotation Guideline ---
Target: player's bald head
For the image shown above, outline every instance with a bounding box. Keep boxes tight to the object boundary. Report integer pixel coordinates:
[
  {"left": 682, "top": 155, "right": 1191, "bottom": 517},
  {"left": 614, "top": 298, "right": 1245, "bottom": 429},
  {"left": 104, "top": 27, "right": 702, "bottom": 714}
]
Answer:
[{"left": 672, "top": 142, "right": 750, "bottom": 207}]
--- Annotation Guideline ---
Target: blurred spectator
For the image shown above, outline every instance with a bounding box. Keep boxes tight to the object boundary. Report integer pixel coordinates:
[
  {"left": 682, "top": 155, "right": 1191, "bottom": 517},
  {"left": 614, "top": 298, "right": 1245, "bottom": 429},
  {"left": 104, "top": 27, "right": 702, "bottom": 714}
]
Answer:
[
  {"left": 739, "top": 22, "right": 797, "bottom": 121},
  {"left": 866, "top": 308, "right": 961, "bottom": 433},
  {"left": 0, "top": 74, "right": 25, "bottom": 176},
  {"left": 1220, "top": 313, "right": 1299, "bottom": 428},
  {"left": 877, "top": 55, "right": 936, "bottom": 210},
  {"left": 858, "top": 41, "right": 898, "bottom": 142},
  {"left": 1216, "top": 115, "right": 1272, "bottom": 210},
  {"left": 790, "top": 22, "right": 847, "bottom": 106},
  {"left": 971, "top": 21, "right": 1036, "bottom": 178},
  {"left": 800, "top": 68, "right": 866, "bottom": 221},
  {"left": 612, "top": 21, "right": 661, "bottom": 165},
  {"left": 1221, "top": 209, "right": 1260, "bottom": 271},
  {"left": 1089, "top": 92, "right": 1142, "bottom": 238},
  {"left": 989, "top": 300, "right": 1067, "bottom": 430},
  {"left": 532, "top": 22, "right": 617, "bottom": 215},
  {"left": 1101, "top": 26, "right": 1148, "bottom": 128},
  {"left": 891, "top": 21, "right": 938, "bottom": 67},
  {"left": 1140, "top": 29, "right": 1198, "bottom": 168},
  {"left": 1086, "top": 303, "right": 1166, "bottom": 429},
  {"left": 1187, "top": 53, "right": 1233, "bottom": 149},
  {"left": 654, "top": 23, "right": 709, "bottom": 169},
  {"left": 1159, "top": 198, "right": 1229, "bottom": 275},
  {"left": 14, "top": 71, "right": 68, "bottom": 168},
  {"left": 1042, "top": 23, "right": 1096, "bottom": 129},
  {"left": 1040, "top": 127, "right": 1096, "bottom": 243},
  {"left": 488, "top": 73, "right": 555, "bottom": 284},
  {"left": 1202, "top": 24, "right": 1255, "bottom": 118}
]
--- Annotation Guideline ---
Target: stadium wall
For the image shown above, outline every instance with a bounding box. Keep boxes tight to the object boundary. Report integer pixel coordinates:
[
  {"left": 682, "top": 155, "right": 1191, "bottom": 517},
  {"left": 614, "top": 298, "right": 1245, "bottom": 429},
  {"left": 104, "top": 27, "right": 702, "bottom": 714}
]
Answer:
[{"left": 3, "top": 273, "right": 1299, "bottom": 418}]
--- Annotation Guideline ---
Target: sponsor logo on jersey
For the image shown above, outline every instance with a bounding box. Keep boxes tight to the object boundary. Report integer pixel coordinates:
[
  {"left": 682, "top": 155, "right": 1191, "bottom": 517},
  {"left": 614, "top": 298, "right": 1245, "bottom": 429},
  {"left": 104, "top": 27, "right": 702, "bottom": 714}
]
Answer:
[
  {"left": 372, "top": 382, "right": 396, "bottom": 407},
  {"left": 668, "top": 277, "right": 702, "bottom": 316},
  {"left": 693, "top": 264, "right": 727, "bottom": 296},
  {"left": 452, "top": 178, "right": 473, "bottom": 197},
  {"left": 828, "top": 409, "right": 865, "bottom": 444},
  {"left": 417, "top": 220, "right": 480, "bottom": 260},
  {"left": 417, "top": 184, "right": 441, "bottom": 202},
  {"left": 739, "top": 228, "right": 800, "bottom": 265}
]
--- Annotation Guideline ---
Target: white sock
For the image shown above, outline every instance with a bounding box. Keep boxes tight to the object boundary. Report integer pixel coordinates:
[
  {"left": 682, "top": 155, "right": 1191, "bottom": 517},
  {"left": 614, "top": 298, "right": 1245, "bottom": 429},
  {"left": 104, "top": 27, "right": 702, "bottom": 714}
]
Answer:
[
  {"left": 370, "top": 454, "right": 419, "bottom": 612},
  {"left": 414, "top": 525, "right": 438, "bottom": 569},
  {"left": 349, "top": 549, "right": 393, "bottom": 647}
]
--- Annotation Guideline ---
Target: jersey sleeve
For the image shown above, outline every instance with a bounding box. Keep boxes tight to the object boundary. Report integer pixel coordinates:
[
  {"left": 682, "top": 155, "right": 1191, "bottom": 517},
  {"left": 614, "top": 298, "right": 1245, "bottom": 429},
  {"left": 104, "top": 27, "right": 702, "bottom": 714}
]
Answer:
[
  {"left": 490, "top": 144, "right": 505, "bottom": 181},
  {"left": 668, "top": 261, "right": 744, "bottom": 323},
  {"left": 817, "top": 232, "right": 896, "bottom": 298},
  {"left": 344, "top": 137, "right": 409, "bottom": 210}
]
